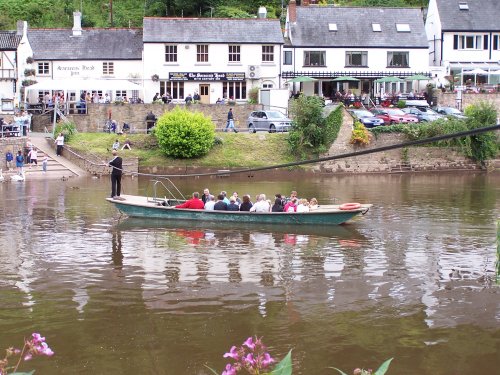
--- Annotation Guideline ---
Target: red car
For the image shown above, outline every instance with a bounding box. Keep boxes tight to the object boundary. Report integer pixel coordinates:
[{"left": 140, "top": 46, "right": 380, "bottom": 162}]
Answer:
[{"left": 371, "top": 108, "right": 419, "bottom": 124}]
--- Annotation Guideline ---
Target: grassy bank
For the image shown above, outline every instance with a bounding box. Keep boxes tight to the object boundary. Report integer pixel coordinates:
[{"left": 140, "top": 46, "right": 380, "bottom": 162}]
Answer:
[{"left": 67, "top": 132, "right": 296, "bottom": 168}]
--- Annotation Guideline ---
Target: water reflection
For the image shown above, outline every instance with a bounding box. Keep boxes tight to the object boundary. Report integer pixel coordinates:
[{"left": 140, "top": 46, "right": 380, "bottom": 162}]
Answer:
[{"left": 0, "top": 174, "right": 498, "bottom": 374}]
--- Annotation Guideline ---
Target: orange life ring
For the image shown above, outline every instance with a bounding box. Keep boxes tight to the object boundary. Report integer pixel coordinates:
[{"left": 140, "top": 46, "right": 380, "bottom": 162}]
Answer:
[{"left": 339, "top": 202, "right": 362, "bottom": 210}]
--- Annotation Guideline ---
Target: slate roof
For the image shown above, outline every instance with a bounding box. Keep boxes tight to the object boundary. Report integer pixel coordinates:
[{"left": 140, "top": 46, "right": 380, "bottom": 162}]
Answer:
[
  {"left": 0, "top": 31, "right": 21, "bottom": 50},
  {"left": 28, "top": 28, "right": 143, "bottom": 60},
  {"left": 435, "top": 0, "right": 500, "bottom": 31},
  {"left": 289, "top": 6, "right": 428, "bottom": 48},
  {"left": 143, "top": 17, "right": 284, "bottom": 44}
]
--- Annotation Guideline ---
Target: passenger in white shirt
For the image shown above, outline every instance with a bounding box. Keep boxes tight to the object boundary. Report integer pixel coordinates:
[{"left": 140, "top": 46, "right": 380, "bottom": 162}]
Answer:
[
  {"left": 296, "top": 199, "right": 310, "bottom": 213},
  {"left": 250, "top": 194, "right": 271, "bottom": 212},
  {"left": 204, "top": 195, "right": 215, "bottom": 210}
]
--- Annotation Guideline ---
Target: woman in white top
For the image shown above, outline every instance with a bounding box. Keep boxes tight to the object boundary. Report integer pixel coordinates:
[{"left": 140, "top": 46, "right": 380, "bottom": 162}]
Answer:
[
  {"left": 296, "top": 199, "right": 310, "bottom": 213},
  {"left": 28, "top": 148, "right": 38, "bottom": 166}
]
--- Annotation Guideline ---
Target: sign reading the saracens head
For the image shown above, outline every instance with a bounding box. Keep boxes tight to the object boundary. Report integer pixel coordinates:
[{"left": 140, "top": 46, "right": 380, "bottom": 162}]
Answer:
[
  {"left": 54, "top": 63, "right": 97, "bottom": 77},
  {"left": 169, "top": 72, "right": 245, "bottom": 81}
]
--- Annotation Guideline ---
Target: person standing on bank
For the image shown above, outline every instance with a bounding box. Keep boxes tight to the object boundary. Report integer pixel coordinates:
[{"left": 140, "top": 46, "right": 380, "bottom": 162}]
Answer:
[
  {"left": 55, "top": 133, "right": 64, "bottom": 156},
  {"left": 108, "top": 149, "right": 124, "bottom": 200},
  {"left": 145, "top": 111, "right": 157, "bottom": 134},
  {"left": 225, "top": 108, "right": 238, "bottom": 133}
]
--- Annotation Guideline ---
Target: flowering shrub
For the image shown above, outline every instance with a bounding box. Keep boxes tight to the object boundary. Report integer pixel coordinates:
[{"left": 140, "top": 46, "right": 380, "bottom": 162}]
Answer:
[
  {"left": 208, "top": 336, "right": 292, "bottom": 375},
  {"left": 0, "top": 333, "right": 54, "bottom": 375},
  {"left": 350, "top": 122, "right": 371, "bottom": 145}
]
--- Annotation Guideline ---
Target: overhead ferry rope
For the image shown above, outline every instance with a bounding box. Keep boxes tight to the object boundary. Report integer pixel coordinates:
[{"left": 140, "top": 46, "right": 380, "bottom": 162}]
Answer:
[{"left": 99, "top": 124, "right": 499, "bottom": 178}]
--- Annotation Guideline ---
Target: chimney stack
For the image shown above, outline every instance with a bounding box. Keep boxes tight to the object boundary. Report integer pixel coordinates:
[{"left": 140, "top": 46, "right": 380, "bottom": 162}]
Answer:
[
  {"left": 72, "top": 12, "right": 82, "bottom": 36},
  {"left": 289, "top": 0, "right": 297, "bottom": 23},
  {"left": 258, "top": 6, "right": 267, "bottom": 19},
  {"left": 16, "top": 20, "right": 27, "bottom": 36}
]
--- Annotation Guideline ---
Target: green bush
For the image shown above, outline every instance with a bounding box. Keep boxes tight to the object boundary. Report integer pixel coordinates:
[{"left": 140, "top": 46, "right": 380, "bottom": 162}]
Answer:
[
  {"left": 247, "top": 87, "right": 259, "bottom": 104},
  {"left": 288, "top": 95, "right": 342, "bottom": 157},
  {"left": 54, "top": 122, "right": 77, "bottom": 142},
  {"left": 154, "top": 106, "right": 215, "bottom": 158},
  {"left": 396, "top": 100, "right": 406, "bottom": 108}
]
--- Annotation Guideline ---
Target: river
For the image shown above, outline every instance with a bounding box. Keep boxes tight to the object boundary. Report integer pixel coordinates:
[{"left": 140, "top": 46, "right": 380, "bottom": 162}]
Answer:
[{"left": 0, "top": 172, "right": 499, "bottom": 375}]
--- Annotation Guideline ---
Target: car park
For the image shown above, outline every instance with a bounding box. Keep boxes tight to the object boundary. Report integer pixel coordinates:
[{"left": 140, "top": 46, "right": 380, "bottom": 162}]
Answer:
[
  {"left": 371, "top": 108, "right": 419, "bottom": 124},
  {"left": 401, "top": 107, "right": 444, "bottom": 122},
  {"left": 349, "top": 109, "right": 385, "bottom": 127},
  {"left": 246, "top": 110, "right": 292, "bottom": 133},
  {"left": 434, "top": 106, "right": 467, "bottom": 120}
]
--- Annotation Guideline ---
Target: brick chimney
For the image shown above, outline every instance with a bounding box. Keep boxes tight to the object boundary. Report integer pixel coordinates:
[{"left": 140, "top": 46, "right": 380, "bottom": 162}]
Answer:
[
  {"left": 288, "top": 0, "right": 297, "bottom": 22},
  {"left": 72, "top": 12, "right": 82, "bottom": 36}
]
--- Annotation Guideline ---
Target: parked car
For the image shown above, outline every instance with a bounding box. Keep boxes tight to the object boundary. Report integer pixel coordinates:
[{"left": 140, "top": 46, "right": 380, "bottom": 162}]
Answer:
[
  {"left": 434, "top": 106, "right": 467, "bottom": 120},
  {"left": 371, "top": 108, "right": 419, "bottom": 124},
  {"left": 401, "top": 107, "right": 444, "bottom": 122},
  {"left": 349, "top": 109, "right": 385, "bottom": 127},
  {"left": 246, "top": 110, "right": 292, "bottom": 133}
]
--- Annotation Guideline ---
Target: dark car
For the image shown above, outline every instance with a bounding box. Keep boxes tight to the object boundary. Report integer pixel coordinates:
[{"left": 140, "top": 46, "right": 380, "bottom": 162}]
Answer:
[
  {"left": 246, "top": 110, "right": 292, "bottom": 133},
  {"left": 349, "top": 109, "right": 385, "bottom": 127},
  {"left": 401, "top": 107, "right": 444, "bottom": 122}
]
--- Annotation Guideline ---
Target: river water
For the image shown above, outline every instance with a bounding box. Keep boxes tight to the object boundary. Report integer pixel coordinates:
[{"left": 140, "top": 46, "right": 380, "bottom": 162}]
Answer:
[{"left": 0, "top": 172, "right": 499, "bottom": 375}]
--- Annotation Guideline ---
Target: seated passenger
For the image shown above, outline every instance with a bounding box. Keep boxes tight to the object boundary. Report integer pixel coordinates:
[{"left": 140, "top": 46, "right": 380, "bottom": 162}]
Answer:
[
  {"left": 213, "top": 194, "right": 228, "bottom": 210},
  {"left": 239, "top": 195, "right": 253, "bottom": 212},
  {"left": 271, "top": 198, "right": 284, "bottom": 212},
  {"left": 284, "top": 198, "right": 298, "bottom": 213},
  {"left": 204, "top": 195, "right": 215, "bottom": 210},
  {"left": 296, "top": 199, "right": 310, "bottom": 213},
  {"left": 227, "top": 196, "right": 240, "bottom": 211},
  {"left": 309, "top": 198, "right": 319, "bottom": 210},
  {"left": 175, "top": 192, "right": 205, "bottom": 209},
  {"left": 250, "top": 194, "right": 270, "bottom": 213}
]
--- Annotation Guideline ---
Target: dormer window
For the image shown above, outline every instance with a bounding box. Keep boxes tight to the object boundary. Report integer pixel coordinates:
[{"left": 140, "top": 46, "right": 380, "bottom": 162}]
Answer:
[
  {"left": 372, "top": 23, "right": 381, "bottom": 32},
  {"left": 459, "top": 2, "right": 469, "bottom": 10},
  {"left": 328, "top": 23, "right": 337, "bottom": 32},
  {"left": 396, "top": 23, "right": 410, "bottom": 32}
]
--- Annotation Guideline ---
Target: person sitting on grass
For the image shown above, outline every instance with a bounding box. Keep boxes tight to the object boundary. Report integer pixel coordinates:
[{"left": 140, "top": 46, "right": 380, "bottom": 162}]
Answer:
[
  {"left": 121, "top": 139, "right": 132, "bottom": 150},
  {"left": 112, "top": 139, "right": 120, "bottom": 150}
]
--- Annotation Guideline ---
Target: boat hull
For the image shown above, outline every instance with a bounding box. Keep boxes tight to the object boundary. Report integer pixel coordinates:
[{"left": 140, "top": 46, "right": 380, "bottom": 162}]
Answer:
[{"left": 107, "top": 195, "right": 370, "bottom": 226}]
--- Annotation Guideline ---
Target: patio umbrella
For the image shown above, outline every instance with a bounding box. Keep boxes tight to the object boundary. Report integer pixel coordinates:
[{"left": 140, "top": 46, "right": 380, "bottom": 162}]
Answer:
[
  {"left": 405, "top": 74, "right": 430, "bottom": 92},
  {"left": 332, "top": 76, "right": 359, "bottom": 82},
  {"left": 375, "top": 76, "right": 402, "bottom": 83},
  {"left": 287, "top": 76, "right": 318, "bottom": 83}
]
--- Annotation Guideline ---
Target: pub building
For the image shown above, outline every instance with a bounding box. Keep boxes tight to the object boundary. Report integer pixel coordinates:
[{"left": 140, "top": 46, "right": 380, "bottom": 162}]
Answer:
[{"left": 142, "top": 12, "right": 284, "bottom": 104}]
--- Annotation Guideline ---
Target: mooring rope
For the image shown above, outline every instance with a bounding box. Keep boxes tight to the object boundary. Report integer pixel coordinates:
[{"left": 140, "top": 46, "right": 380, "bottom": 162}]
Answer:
[{"left": 76, "top": 124, "right": 500, "bottom": 178}]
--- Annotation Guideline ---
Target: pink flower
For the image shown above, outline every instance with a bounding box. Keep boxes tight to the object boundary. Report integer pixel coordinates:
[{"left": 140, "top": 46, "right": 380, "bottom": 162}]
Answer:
[
  {"left": 243, "top": 337, "right": 255, "bottom": 350},
  {"left": 221, "top": 363, "right": 237, "bottom": 375},
  {"left": 23, "top": 353, "right": 33, "bottom": 361},
  {"left": 244, "top": 353, "right": 255, "bottom": 367},
  {"left": 223, "top": 346, "right": 239, "bottom": 360},
  {"left": 262, "top": 352, "right": 274, "bottom": 368}
]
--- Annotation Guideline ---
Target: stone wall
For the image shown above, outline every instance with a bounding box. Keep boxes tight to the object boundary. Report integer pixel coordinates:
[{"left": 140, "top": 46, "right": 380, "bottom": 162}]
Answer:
[
  {"left": 43, "top": 138, "right": 139, "bottom": 176},
  {"left": 436, "top": 92, "right": 500, "bottom": 111},
  {"left": 62, "top": 103, "right": 260, "bottom": 133},
  {"left": 0, "top": 137, "right": 26, "bottom": 170},
  {"left": 315, "top": 108, "right": 480, "bottom": 173}
]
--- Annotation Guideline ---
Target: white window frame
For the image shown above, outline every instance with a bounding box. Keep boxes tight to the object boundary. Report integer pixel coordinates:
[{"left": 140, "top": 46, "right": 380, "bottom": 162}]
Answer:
[
  {"left": 458, "top": 34, "right": 482, "bottom": 50},
  {"left": 345, "top": 51, "right": 368, "bottom": 67},
  {"left": 372, "top": 23, "right": 381, "bottom": 32},
  {"left": 283, "top": 50, "right": 292, "bottom": 65},
  {"left": 262, "top": 45, "right": 274, "bottom": 63},
  {"left": 103, "top": 62, "right": 114, "bottom": 75},
  {"left": 223, "top": 81, "right": 246, "bottom": 100},
  {"left": 37, "top": 62, "right": 50, "bottom": 75},
  {"left": 228, "top": 45, "right": 241, "bottom": 63},
  {"left": 197, "top": 44, "right": 209, "bottom": 63},
  {"left": 303, "top": 51, "right": 326, "bottom": 67},
  {"left": 396, "top": 23, "right": 410, "bottom": 32},
  {"left": 165, "top": 45, "right": 177, "bottom": 62},
  {"left": 161, "top": 81, "right": 184, "bottom": 99},
  {"left": 387, "top": 51, "right": 409, "bottom": 68}
]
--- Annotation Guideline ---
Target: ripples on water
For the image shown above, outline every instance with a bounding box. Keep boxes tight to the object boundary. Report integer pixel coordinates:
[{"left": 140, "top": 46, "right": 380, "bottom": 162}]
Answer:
[{"left": 0, "top": 174, "right": 498, "bottom": 374}]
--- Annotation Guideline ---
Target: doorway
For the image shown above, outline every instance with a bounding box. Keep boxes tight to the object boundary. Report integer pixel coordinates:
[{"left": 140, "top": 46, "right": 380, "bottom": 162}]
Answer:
[{"left": 199, "top": 84, "right": 210, "bottom": 104}]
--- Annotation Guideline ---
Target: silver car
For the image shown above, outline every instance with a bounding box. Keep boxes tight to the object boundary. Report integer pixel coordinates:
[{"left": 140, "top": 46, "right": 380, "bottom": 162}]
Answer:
[{"left": 247, "top": 110, "right": 292, "bottom": 133}]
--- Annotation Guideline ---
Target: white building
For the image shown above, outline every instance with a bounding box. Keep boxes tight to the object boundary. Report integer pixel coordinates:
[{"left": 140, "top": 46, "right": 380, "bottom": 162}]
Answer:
[
  {"left": 283, "top": 0, "right": 430, "bottom": 97},
  {"left": 0, "top": 25, "right": 22, "bottom": 113},
  {"left": 425, "top": 0, "right": 500, "bottom": 85},
  {"left": 20, "top": 12, "right": 144, "bottom": 105},
  {"left": 142, "top": 16, "right": 284, "bottom": 104}
]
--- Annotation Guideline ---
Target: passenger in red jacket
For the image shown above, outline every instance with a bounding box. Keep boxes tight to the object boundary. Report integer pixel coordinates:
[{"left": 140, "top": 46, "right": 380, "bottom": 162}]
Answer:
[{"left": 175, "top": 192, "right": 205, "bottom": 209}]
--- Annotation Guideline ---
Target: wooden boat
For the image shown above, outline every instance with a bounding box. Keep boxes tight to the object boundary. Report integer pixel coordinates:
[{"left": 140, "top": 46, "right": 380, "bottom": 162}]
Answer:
[{"left": 106, "top": 194, "right": 371, "bottom": 226}]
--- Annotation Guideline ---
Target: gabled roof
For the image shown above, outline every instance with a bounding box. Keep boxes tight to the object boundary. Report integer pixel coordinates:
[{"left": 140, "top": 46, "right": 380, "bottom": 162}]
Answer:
[
  {"left": 435, "top": 0, "right": 500, "bottom": 31},
  {"left": 289, "top": 6, "right": 428, "bottom": 48},
  {"left": 28, "top": 28, "right": 143, "bottom": 61},
  {"left": 0, "top": 31, "right": 21, "bottom": 50},
  {"left": 143, "top": 17, "right": 284, "bottom": 44}
]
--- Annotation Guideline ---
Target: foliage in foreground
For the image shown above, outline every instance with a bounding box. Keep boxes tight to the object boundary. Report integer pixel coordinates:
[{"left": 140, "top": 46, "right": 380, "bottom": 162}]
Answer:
[
  {"left": 350, "top": 121, "right": 371, "bottom": 145},
  {"left": 0, "top": 333, "right": 54, "bottom": 375},
  {"left": 154, "top": 106, "right": 215, "bottom": 159},
  {"left": 288, "top": 95, "right": 343, "bottom": 158},
  {"left": 370, "top": 101, "right": 498, "bottom": 162},
  {"left": 330, "top": 358, "right": 394, "bottom": 375},
  {"left": 53, "top": 121, "right": 77, "bottom": 142}
]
